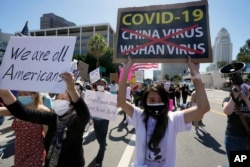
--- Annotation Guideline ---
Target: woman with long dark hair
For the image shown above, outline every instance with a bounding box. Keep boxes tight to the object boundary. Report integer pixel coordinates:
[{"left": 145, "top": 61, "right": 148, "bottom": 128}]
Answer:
[{"left": 117, "top": 56, "right": 210, "bottom": 167}]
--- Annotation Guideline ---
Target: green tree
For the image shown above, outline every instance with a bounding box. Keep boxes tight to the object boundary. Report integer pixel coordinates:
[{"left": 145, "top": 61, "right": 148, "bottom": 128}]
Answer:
[
  {"left": 171, "top": 75, "right": 182, "bottom": 82},
  {"left": 99, "top": 48, "right": 120, "bottom": 77},
  {"left": 237, "top": 39, "right": 250, "bottom": 62},
  {"left": 87, "top": 33, "right": 108, "bottom": 68},
  {"left": 164, "top": 74, "right": 170, "bottom": 80}
]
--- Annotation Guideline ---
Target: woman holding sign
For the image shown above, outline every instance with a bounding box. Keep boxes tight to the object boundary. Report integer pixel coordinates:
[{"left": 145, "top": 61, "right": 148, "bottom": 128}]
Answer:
[
  {"left": 117, "top": 56, "right": 210, "bottom": 167},
  {"left": 0, "top": 72, "right": 90, "bottom": 167}
]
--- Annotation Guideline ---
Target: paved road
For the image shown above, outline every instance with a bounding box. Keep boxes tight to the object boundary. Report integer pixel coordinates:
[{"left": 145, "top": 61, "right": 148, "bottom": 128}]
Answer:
[{"left": 0, "top": 89, "right": 230, "bottom": 167}]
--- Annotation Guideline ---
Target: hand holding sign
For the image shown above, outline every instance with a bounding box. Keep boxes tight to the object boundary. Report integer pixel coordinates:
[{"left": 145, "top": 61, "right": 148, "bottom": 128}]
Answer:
[{"left": 0, "top": 36, "right": 76, "bottom": 93}]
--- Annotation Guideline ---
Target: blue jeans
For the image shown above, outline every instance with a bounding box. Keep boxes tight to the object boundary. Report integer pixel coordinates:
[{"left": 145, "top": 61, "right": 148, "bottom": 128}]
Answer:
[
  {"left": 93, "top": 118, "right": 109, "bottom": 164},
  {"left": 225, "top": 135, "right": 247, "bottom": 161}
]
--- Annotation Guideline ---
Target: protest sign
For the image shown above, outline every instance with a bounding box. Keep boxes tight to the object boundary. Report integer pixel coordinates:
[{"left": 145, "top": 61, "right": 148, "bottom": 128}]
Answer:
[
  {"left": 84, "top": 90, "right": 118, "bottom": 121},
  {"left": 89, "top": 68, "right": 100, "bottom": 83},
  {"left": 0, "top": 36, "right": 76, "bottom": 93},
  {"left": 110, "top": 73, "right": 118, "bottom": 83},
  {"left": 135, "top": 70, "right": 144, "bottom": 83},
  {"left": 77, "top": 60, "right": 89, "bottom": 81},
  {"left": 113, "top": 0, "right": 212, "bottom": 63}
]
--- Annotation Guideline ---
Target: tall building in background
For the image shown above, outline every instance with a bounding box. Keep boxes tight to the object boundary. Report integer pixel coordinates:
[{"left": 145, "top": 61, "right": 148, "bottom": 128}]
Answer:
[
  {"left": 161, "top": 63, "right": 188, "bottom": 79},
  {"left": 0, "top": 29, "right": 12, "bottom": 64},
  {"left": 40, "top": 13, "right": 76, "bottom": 29},
  {"left": 213, "top": 27, "right": 232, "bottom": 63},
  {"left": 207, "top": 28, "right": 232, "bottom": 72}
]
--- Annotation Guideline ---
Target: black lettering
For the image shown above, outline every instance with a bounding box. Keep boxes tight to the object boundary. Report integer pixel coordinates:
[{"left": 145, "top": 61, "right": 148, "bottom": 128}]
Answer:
[{"left": 11, "top": 47, "right": 31, "bottom": 60}]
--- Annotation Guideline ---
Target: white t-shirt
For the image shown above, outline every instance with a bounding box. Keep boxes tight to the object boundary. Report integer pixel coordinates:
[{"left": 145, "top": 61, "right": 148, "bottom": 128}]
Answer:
[{"left": 130, "top": 107, "right": 191, "bottom": 167}]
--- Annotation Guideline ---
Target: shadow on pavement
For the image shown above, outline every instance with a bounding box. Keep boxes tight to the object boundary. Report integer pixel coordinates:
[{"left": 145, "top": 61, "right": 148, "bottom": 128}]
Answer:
[
  {"left": 108, "top": 120, "right": 135, "bottom": 145},
  {"left": 0, "top": 139, "right": 15, "bottom": 159},
  {"left": 194, "top": 127, "right": 226, "bottom": 154}
]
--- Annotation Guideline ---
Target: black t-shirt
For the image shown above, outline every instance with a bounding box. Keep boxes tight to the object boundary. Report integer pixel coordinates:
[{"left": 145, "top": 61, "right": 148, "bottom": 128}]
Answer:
[{"left": 223, "top": 97, "right": 250, "bottom": 137}]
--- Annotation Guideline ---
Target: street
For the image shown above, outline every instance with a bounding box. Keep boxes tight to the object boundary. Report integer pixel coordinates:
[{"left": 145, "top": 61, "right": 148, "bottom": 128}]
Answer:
[{"left": 0, "top": 89, "right": 230, "bottom": 167}]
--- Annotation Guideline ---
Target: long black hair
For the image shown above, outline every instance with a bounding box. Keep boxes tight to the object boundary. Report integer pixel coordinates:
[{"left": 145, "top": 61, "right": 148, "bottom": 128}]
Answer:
[{"left": 141, "top": 84, "right": 169, "bottom": 150}]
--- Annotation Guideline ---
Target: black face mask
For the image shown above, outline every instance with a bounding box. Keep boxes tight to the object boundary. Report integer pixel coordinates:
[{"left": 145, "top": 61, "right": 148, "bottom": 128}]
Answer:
[{"left": 146, "top": 103, "right": 166, "bottom": 116}]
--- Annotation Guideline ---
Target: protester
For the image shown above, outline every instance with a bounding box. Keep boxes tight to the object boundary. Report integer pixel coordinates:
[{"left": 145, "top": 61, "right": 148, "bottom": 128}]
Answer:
[
  {"left": 168, "top": 84, "right": 176, "bottom": 111},
  {"left": 222, "top": 84, "right": 250, "bottom": 162},
  {"left": 175, "top": 84, "right": 181, "bottom": 108},
  {"left": 109, "top": 80, "right": 119, "bottom": 94},
  {"left": 0, "top": 72, "right": 90, "bottom": 167},
  {"left": 0, "top": 91, "right": 50, "bottom": 167},
  {"left": 92, "top": 78, "right": 110, "bottom": 167},
  {"left": 117, "top": 56, "right": 210, "bottom": 167},
  {"left": 0, "top": 97, "right": 5, "bottom": 160},
  {"left": 181, "top": 82, "right": 189, "bottom": 104}
]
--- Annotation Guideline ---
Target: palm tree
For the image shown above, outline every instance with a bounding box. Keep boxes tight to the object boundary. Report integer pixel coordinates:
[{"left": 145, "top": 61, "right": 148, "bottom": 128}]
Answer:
[
  {"left": 237, "top": 39, "right": 250, "bottom": 62},
  {"left": 87, "top": 33, "right": 108, "bottom": 68}
]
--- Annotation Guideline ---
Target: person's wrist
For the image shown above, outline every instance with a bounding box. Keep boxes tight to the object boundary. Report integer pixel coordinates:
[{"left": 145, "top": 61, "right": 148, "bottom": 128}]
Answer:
[
  {"left": 191, "top": 71, "right": 199, "bottom": 76},
  {"left": 191, "top": 73, "right": 200, "bottom": 80}
]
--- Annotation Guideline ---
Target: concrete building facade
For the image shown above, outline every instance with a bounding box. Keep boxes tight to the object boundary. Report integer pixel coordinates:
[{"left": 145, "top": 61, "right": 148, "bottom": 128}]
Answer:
[
  {"left": 26, "top": 23, "right": 115, "bottom": 56},
  {"left": 0, "top": 29, "right": 12, "bottom": 64}
]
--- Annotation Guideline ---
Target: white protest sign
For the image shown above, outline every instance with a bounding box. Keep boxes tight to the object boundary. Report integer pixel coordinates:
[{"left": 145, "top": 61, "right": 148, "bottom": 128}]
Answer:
[
  {"left": 135, "top": 70, "right": 144, "bottom": 83},
  {"left": 84, "top": 90, "right": 118, "bottom": 121},
  {"left": 0, "top": 36, "right": 76, "bottom": 93},
  {"left": 89, "top": 68, "right": 100, "bottom": 84}
]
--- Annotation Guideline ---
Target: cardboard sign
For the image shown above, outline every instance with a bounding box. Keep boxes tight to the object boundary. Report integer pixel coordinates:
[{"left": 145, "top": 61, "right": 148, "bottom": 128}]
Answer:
[
  {"left": 0, "top": 36, "right": 76, "bottom": 93},
  {"left": 78, "top": 60, "right": 89, "bottom": 81},
  {"left": 113, "top": 0, "right": 212, "bottom": 63},
  {"left": 84, "top": 90, "right": 118, "bottom": 121},
  {"left": 110, "top": 73, "right": 118, "bottom": 83}
]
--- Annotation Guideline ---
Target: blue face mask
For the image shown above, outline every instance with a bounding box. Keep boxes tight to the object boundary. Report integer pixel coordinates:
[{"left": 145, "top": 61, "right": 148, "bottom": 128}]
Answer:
[{"left": 18, "top": 96, "right": 34, "bottom": 105}]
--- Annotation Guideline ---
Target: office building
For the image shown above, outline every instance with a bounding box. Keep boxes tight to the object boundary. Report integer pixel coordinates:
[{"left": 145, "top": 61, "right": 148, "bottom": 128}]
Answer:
[
  {"left": 161, "top": 63, "right": 188, "bottom": 79},
  {"left": 24, "top": 23, "right": 115, "bottom": 55},
  {"left": 40, "top": 13, "right": 76, "bottom": 29},
  {"left": 211, "top": 27, "right": 232, "bottom": 70},
  {"left": 0, "top": 29, "right": 12, "bottom": 64}
]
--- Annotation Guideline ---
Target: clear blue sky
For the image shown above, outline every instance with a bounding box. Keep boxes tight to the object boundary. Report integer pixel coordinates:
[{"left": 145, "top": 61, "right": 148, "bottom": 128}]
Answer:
[{"left": 1, "top": 0, "right": 249, "bottom": 78}]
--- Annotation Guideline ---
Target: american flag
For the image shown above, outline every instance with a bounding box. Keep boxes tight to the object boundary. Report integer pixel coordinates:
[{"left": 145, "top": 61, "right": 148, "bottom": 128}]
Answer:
[
  {"left": 131, "top": 63, "right": 158, "bottom": 71},
  {"left": 19, "top": 21, "right": 29, "bottom": 36}
]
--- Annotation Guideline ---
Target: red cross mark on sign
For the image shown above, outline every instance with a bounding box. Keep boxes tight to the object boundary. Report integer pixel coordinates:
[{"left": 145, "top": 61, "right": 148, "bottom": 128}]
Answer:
[{"left": 120, "top": 24, "right": 203, "bottom": 55}]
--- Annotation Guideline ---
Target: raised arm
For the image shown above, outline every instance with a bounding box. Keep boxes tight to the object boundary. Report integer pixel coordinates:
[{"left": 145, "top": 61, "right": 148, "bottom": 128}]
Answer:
[
  {"left": 61, "top": 72, "right": 90, "bottom": 121},
  {"left": 117, "top": 56, "right": 134, "bottom": 117},
  {"left": 183, "top": 56, "right": 210, "bottom": 123},
  {"left": 0, "top": 90, "right": 17, "bottom": 105},
  {"left": 61, "top": 72, "right": 80, "bottom": 103}
]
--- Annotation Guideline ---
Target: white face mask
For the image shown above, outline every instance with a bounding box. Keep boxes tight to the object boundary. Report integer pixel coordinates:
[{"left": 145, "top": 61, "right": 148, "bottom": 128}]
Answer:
[
  {"left": 53, "top": 100, "right": 70, "bottom": 116},
  {"left": 97, "top": 85, "right": 105, "bottom": 92}
]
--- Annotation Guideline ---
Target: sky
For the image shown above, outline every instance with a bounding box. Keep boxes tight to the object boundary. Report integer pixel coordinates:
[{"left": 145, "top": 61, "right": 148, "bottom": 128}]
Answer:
[{"left": 1, "top": 0, "right": 250, "bottom": 79}]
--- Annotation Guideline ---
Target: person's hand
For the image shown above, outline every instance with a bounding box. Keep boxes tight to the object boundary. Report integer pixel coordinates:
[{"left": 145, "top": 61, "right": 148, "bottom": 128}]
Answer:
[
  {"left": 61, "top": 72, "right": 75, "bottom": 92},
  {"left": 187, "top": 56, "right": 200, "bottom": 75},
  {"left": 232, "top": 85, "right": 241, "bottom": 98},
  {"left": 123, "top": 56, "right": 133, "bottom": 71},
  {"left": 240, "top": 83, "right": 250, "bottom": 101}
]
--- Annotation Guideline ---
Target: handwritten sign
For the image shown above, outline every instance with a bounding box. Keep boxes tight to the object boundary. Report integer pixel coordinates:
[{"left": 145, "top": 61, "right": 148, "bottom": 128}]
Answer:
[
  {"left": 89, "top": 68, "right": 100, "bottom": 83},
  {"left": 0, "top": 36, "right": 76, "bottom": 93},
  {"left": 113, "top": 0, "right": 212, "bottom": 63},
  {"left": 84, "top": 90, "right": 118, "bottom": 121}
]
